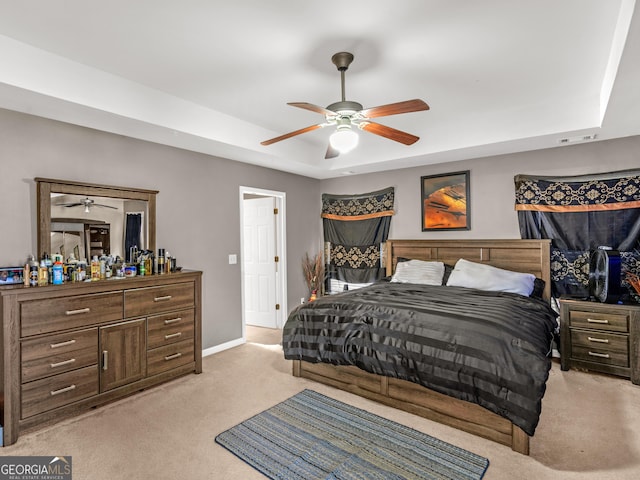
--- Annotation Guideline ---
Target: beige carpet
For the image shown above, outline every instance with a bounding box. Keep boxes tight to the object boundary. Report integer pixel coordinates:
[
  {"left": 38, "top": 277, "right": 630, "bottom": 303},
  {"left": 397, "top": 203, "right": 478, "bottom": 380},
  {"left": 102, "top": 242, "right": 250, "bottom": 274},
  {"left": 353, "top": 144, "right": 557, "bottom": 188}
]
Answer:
[{"left": 2, "top": 326, "right": 640, "bottom": 479}]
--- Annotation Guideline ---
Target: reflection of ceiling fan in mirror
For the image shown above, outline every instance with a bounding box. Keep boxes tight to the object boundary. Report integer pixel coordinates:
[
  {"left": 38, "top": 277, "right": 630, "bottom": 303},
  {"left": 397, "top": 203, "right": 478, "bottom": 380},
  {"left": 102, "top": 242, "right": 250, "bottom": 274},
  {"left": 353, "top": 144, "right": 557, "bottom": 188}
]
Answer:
[
  {"left": 55, "top": 197, "right": 119, "bottom": 214},
  {"left": 261, "top": 52, "right": 430, "bottom": 159}
]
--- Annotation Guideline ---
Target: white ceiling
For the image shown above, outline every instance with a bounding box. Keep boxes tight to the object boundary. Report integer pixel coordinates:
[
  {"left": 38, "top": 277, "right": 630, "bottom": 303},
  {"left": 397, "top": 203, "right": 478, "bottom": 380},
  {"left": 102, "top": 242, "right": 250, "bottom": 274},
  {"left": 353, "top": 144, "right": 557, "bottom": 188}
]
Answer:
[{"left": 0, "top": 1, "right": 638, "bottom": 179}]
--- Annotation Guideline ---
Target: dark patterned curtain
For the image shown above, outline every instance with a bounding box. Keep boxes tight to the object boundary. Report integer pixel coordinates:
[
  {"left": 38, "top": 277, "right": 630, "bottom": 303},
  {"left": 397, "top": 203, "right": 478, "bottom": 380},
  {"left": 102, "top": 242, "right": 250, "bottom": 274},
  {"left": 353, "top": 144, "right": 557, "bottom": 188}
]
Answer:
[
  {"left": 322, "top": 187, "right": 394, "bottom": 293},
  {"left": 125, "top": 213, "right": 142, "bottom": 263},
  {"left": 515, "top": 170, "right": 640, "bottom": 301}
]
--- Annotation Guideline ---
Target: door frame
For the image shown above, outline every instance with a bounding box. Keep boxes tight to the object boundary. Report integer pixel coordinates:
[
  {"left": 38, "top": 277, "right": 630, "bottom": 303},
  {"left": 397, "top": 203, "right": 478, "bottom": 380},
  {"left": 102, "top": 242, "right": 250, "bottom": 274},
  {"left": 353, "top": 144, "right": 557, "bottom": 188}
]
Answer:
[{"left": 239, "top": 186, "right": 287, "bottom": 338}]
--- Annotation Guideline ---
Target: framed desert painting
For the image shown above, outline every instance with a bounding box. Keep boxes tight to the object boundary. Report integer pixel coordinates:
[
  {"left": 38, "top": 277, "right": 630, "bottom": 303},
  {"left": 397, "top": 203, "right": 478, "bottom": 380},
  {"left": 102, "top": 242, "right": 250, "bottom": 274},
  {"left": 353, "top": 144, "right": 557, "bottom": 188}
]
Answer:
[{"left": 421, "top": 171, "right": 470, "bottom": 231}]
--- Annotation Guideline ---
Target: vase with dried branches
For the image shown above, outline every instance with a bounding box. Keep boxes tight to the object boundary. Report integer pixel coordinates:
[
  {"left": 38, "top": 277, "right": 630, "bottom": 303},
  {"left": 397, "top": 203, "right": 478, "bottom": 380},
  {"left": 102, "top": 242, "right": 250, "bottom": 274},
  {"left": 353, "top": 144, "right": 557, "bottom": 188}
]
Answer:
[{"left": 302, "top": 252, "right": 324, "bottom": 300}]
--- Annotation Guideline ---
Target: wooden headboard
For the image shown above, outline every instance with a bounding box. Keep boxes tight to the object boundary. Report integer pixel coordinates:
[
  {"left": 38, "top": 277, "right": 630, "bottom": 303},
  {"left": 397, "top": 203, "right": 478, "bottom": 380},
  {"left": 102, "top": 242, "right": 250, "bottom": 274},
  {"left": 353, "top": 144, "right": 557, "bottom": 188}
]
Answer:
[{"left": 385, "top": 239, "right": 552, "bottom": 301}]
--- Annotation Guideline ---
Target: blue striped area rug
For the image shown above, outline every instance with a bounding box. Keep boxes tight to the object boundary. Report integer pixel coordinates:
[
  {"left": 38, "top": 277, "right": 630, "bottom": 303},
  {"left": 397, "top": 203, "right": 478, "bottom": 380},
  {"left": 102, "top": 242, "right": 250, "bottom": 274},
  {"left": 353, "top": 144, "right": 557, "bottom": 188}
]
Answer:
[{"left": 215, "top": 389, "right": 489, "bottom": 480}]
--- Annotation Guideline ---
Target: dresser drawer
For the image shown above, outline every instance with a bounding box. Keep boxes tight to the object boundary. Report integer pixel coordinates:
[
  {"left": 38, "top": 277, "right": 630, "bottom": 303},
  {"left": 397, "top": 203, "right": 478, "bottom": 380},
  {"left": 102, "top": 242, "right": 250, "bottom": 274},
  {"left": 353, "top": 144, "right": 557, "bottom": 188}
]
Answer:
[
  {"left": 147, "top": 309, "right": 195, "bottom": 349},
  {"left": 568, "top": 309, "right": 628, "bottom": 333},
  {"left": 570, "top": 328, "right": 629, "bottom": 367},
  {"left": 21, "top": 292, "right": 124, "bottom": 337},
  {"left": 21, "top": 365, "right": 99, "bottom": 418},
  {"left": 147, "top": 339, "right": 194, "bottom": 377},
  {"left": 124, "top": 282, "right": 194, "bottom": 318},
  {"left": 21, "top": 328, "right": 98, "bottom": 383}
]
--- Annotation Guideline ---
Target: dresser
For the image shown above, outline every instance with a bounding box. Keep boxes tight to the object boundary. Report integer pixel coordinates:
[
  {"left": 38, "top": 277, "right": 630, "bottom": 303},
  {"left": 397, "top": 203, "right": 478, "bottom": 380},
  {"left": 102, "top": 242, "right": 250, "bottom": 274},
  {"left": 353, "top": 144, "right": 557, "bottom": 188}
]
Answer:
[
  {"left": 0, "top": 270, "right": 202, "bottom": 446},
  {"left": 559, "top": 298, "right": 640, "bottom": 384}
]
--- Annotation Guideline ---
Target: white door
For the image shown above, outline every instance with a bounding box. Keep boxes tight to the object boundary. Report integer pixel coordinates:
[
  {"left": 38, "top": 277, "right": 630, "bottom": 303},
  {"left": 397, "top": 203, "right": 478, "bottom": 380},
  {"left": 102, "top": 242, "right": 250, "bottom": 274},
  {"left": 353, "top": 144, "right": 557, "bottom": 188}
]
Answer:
[{"left": 243, "top": 197, "right": 277, "bottom": 328}]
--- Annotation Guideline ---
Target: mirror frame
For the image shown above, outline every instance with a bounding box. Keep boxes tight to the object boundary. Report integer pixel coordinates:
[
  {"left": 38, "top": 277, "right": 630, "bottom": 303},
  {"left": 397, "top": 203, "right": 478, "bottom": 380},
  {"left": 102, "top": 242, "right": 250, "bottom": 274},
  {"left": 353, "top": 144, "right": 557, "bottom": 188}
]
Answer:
[{"left": 36, "top": 177, "right": 158, "bottom": 260}]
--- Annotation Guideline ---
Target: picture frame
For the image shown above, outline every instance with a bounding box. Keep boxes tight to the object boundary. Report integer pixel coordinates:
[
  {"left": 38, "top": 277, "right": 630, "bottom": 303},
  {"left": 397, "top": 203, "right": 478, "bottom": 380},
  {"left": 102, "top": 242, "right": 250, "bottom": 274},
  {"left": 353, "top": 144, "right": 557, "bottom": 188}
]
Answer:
[
  {"left": 421, "top": 170, "right": 470, "bottom": 231},
  {"left": 0, "top": 266, "right": 24, "bottom": 285}
]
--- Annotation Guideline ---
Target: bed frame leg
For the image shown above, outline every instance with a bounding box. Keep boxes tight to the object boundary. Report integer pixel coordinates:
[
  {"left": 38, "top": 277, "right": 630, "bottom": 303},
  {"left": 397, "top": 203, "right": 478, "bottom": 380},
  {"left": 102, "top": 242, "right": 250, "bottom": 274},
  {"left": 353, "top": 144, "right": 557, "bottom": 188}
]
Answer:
[
  {"left": 292, "top": 360, "right": 301, "bottom": 377},
  {"left": 512, "top": 425, "right": 530, "bottom": 455}
]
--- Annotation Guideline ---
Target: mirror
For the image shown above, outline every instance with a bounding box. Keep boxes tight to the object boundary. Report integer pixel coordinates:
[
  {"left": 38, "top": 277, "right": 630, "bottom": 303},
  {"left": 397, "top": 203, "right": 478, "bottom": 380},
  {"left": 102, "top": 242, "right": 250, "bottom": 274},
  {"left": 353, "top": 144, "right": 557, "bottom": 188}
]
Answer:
[{"left": 36, "top": 178, "right": 157, "bottom": 262}]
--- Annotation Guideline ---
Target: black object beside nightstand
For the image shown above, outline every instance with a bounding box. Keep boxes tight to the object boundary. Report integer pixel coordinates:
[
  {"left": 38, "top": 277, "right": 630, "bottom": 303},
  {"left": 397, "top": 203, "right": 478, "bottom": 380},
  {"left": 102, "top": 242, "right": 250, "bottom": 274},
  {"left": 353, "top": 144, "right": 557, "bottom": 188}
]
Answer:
[{"left": 559, "top": 297, "right": 640, "bottom": 385}]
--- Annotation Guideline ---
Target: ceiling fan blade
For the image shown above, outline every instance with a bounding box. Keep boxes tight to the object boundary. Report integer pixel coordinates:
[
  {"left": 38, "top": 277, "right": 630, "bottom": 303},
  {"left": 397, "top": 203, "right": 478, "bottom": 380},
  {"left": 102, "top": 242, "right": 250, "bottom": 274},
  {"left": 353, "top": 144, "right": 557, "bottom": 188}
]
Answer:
[
  {"left": 261, "top": 124, "right": 324, "bottom": 146},
  {"left": 325, "top": 144, "right": 340, "bottom": 159},
  {"left": 360, "top": 99, "right": 429, "bottom": 119},
  {"left": 61, "top": 203, "right": 83, "bottom": 208},
  {"left": 94, "top": 203, "right": 118, "bottom": 210},
  {"left": 288, "top": 102, "right": 335, "bottom": 116},
  {"left": 361, "top": 121, "right": 420, "bottom": 145}
]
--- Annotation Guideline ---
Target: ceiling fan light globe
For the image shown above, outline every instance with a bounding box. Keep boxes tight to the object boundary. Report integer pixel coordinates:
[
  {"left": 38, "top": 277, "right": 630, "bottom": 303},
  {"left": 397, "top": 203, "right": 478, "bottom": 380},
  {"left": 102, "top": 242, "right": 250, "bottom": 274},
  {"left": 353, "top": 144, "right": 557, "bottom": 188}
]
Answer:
[{"left": 330, "top": 128, "right": 359, "bottom": 153}]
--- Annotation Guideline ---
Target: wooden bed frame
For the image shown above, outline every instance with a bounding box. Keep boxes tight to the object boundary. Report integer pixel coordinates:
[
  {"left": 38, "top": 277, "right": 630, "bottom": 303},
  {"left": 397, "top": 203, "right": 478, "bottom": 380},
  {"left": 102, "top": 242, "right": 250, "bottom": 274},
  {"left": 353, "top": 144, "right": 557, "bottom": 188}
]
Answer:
[{"left": 292, "top": 238, "right": 552, "bottom": 455}]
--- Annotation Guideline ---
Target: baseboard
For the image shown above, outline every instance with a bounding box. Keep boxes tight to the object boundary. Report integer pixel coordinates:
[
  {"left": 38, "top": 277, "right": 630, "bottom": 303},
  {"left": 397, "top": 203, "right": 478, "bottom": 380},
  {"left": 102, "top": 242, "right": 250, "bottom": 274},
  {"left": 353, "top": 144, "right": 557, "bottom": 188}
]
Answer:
[{"left": 202, "top": 337, "right": 246, "bottom": 357}]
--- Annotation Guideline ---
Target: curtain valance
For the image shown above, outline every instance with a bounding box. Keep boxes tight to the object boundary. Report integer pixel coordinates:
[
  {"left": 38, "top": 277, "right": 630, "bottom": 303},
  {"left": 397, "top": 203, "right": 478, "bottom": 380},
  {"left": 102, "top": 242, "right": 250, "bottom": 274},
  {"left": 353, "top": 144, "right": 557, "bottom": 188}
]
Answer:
[
  {"left": 515, "top": 170, "right": 640, "bottom": 213},
  {"left": 321, "top": 187, "right": 395, "bottom": 220}
]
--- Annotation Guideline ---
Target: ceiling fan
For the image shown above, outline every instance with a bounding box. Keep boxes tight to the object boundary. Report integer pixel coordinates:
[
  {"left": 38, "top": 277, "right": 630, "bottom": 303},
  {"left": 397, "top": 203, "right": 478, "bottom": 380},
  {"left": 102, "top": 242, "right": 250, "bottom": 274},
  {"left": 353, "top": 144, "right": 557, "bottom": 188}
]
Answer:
[
  {"left": 55, "top": 197, "right": 118, "bottom": 213},
  {"left": 261, "top": 52, "right": 429, "bottom": 158}
]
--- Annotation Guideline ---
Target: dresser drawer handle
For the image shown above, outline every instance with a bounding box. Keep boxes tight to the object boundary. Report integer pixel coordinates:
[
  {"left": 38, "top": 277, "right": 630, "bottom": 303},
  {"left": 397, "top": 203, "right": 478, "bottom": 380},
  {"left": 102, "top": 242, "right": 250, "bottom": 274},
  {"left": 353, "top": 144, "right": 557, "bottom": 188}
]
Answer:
[
  {"left": 50, "top": 358, "right": 76, "bottom": 369},
  {"left": 50, "top": 384, "right": 76, "bottom": 396},
  {"left": 586, "top": 318, "right": 609, "bottom": 324},
  {"left": 164, "top": 317, "right": 182, "bottom": 325},
  {"left": 164, "top": 352, "right": 182, "bottom": 361},
  {"left": 50, "top": 339, "right": 77, "bottom": 349},
  {"left": 164, "top": 332, "right": 182, "bottom": 340},
  {"left": 587, "top": 337, "right": 609, "bottom": 344},
  {"left": 588, "top": 351, "right": 611, "bottom": 359},
  {"left": 65, "top": 307, "right": 90, "bottom": 316},
  {"left": 154, "top": 295, "right": 172, "bottom": 302}
]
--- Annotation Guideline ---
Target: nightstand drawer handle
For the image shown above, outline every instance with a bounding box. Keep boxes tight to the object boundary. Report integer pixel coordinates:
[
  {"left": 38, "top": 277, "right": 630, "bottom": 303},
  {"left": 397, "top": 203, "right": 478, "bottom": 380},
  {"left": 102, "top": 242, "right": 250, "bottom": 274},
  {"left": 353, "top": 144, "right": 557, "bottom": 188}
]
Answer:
[
  {"left": 164, "top": 352, "right": 182, "bottom": 361},
  {"left": 587, "top": 337, "right": 609, "bottom": 344},
  {"left": 154, "top": 295, "right": 172, "bottom": 302},
  {"left": 588, "top": 351, "right": 610, "bottom": 359},
  {"left": 65, "top": 307, "right": 90, "bottom": 316},
  {"left": 586, "top": 318, "right": 609, "bottom": 324},
  {"left": 164, "top": 332, "right": 182, "bottom": 340},
  {"left": 50, "top": 384, "right": 76, "bottom": 396},
  {"left": 50, "top": 339, "right": 76, "bottom": 349},
  {"left": 50, "top": 358, "right": 76, "bottom": 369}
]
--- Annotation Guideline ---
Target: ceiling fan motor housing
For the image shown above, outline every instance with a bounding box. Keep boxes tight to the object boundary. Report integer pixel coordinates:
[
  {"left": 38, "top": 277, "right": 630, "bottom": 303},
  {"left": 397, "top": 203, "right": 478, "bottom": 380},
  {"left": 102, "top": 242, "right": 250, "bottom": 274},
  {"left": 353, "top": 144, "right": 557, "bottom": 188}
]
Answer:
[
  {"left": 326, "top": 101, "right": 363, "bottom": 115},
  {"left": 589, "top": 247, "right": 622, "bottom": 303}
]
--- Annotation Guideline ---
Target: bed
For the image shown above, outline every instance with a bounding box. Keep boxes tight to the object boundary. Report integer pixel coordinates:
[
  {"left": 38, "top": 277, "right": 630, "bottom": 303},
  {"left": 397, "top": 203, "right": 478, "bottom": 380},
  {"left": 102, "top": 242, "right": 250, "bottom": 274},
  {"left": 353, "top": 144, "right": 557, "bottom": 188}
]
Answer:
[{"left": 282, "top": 239, "right": 555, "bottom": 455}]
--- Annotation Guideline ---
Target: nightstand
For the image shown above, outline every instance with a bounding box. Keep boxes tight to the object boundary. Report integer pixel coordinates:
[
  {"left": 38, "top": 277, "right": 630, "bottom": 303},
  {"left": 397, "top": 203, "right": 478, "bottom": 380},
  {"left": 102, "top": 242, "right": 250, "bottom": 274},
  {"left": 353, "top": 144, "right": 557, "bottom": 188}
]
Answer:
[{"left": 559, "top": 298, "right": 640, "bottom": 385}]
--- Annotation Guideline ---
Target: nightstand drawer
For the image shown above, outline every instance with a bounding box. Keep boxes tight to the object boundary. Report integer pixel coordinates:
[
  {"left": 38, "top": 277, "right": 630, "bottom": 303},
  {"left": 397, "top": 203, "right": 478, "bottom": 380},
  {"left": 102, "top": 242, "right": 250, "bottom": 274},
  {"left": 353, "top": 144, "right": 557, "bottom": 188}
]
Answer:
[
  {"left": 570, "top": 329, "right": 628, "bottom": 367},
  {"left": 568, "top": 310, "right": 628, "bottom": 333}
]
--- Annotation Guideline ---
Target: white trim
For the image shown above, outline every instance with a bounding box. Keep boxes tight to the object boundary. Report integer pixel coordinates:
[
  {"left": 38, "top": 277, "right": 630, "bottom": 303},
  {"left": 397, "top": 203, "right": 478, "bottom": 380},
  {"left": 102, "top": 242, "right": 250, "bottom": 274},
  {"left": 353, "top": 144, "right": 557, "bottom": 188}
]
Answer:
[
  {"left": 239, "top": 186, "right": 288, "bottom": 340},
  {"left": 202, "top": 337, "right": 246, "bottom": 357}
]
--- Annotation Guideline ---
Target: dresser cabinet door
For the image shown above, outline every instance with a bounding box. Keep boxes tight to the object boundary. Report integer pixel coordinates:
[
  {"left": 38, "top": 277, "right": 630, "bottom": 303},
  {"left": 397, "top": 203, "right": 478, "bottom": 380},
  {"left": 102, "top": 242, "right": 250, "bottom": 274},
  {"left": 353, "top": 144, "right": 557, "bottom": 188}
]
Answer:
[{"left": 99, "top": 319, "right": 147, "bottom": 391}]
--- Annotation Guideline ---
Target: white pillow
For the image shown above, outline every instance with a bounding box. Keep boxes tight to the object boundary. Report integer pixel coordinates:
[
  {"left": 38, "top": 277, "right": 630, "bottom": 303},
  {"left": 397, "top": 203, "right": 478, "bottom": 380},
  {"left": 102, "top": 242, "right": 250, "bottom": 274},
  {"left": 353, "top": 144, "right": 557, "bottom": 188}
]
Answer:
[
  {"left": 391, "top": 259, "right": 445, "bottom": 285},
  {"left": 446, "top": 258, "right": 535, "bottom": 296}
]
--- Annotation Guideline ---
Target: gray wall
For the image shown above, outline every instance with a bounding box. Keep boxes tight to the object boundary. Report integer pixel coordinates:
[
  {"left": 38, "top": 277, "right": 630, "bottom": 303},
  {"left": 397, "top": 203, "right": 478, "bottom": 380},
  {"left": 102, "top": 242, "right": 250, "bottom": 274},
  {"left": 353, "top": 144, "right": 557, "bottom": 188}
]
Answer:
[
  {"left": 0, "top": 108, "right": 321, "bottom": 349},
  {"left": 2, "top": 106, "right": 639, "bottom": 350},
  {"left": 320, "top": 136, "right": 640, "bottom": 240}
]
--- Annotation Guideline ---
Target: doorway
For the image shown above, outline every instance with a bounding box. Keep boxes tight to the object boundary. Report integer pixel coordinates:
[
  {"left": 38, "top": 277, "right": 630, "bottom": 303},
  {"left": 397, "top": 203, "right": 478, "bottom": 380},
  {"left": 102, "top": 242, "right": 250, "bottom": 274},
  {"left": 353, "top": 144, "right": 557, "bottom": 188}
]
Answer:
[{"left": 239, "top": 187, "right": 287, "bottom": 338}]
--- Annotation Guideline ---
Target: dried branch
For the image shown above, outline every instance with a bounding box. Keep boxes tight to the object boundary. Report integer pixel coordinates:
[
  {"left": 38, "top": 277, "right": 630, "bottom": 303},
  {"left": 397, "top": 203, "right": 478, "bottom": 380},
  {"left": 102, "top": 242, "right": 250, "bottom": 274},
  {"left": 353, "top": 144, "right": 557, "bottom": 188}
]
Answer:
[{"left": 302, "top": 251, "right": 324, "bottom": 295}]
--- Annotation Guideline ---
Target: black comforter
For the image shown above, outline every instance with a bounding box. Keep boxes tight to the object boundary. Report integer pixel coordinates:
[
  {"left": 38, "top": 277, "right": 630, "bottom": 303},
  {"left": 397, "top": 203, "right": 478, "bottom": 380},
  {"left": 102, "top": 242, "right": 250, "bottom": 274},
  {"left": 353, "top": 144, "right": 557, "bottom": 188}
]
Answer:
[{"left": 282, "top": 282, "right": 558, "bottom": 436}]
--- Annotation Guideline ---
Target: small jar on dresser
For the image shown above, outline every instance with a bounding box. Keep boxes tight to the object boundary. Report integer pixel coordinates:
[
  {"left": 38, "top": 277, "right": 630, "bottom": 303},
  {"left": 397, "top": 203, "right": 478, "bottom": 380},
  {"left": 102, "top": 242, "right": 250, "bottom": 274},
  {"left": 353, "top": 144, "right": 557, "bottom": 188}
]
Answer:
[{"left": 559, "top": 297, "right": 640, "bottom": 385}]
